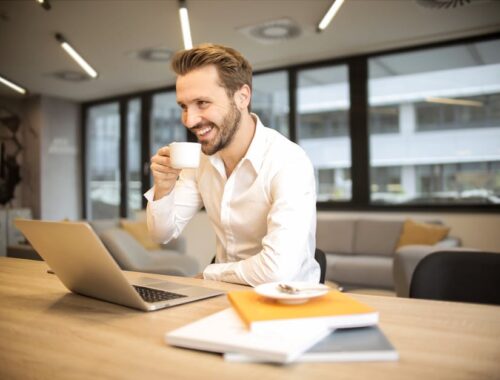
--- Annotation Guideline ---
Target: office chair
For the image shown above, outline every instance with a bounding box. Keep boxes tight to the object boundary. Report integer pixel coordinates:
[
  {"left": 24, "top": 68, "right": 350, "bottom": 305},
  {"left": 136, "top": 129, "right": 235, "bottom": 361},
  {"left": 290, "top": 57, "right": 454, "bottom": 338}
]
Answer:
[
  {"left": 315, "top": 248, "right": 327, "bottom": 284},
  {"left": 409, "top": 250, "right": 500, "bottom": 306},
  {"left": 209, "top": 248, "right": 327, "bottom": 284}
]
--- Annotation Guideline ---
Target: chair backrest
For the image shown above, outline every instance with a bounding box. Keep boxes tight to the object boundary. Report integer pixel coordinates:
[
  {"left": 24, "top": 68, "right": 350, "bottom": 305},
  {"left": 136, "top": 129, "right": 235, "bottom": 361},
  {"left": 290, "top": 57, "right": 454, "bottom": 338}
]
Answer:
[
  {"left": 409, "top": 250, "right": 500, "bottom": 305},
  {"left": 315, "top": 248, "right": 327, "bottom": 284}
]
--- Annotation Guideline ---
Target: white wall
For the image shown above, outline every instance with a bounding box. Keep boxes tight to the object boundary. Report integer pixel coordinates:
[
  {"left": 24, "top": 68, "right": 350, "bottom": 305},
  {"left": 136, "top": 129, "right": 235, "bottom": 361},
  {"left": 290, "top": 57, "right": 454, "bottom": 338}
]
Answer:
[
  {"left": 1, "top": 95, "right": 82, "bottom": 220},
  {"left": 39, "top": 96, "right": 81, "bottom": 220}
]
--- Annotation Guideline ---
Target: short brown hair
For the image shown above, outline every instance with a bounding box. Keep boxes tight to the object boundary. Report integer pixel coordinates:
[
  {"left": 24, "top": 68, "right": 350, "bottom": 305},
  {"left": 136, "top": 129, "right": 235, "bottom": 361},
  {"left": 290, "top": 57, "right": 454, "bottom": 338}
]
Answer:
[{"left": 171, "top": 43, "right": 252, "bottom": 98}]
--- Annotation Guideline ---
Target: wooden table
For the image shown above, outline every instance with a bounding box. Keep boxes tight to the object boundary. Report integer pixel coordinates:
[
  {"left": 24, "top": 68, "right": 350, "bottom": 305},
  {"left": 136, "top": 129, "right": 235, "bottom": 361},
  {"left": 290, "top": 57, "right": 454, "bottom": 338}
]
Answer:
[{"left": 1, "top": 257, "right": 499, "bottom": 380}]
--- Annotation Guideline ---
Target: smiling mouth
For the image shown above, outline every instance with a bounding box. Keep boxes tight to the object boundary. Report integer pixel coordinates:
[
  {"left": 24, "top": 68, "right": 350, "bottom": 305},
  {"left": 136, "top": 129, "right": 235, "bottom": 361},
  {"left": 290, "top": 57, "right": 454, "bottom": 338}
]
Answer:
[
  {"left": 196, "top": 126, "right": 212, "bottom": 138},
  {"left": 191, "top": 124, "right": 215, "bottom": 143}
]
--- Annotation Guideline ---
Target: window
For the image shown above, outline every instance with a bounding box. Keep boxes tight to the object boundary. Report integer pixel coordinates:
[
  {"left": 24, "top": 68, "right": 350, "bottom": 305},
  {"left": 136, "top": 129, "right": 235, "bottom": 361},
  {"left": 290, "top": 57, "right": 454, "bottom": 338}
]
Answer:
[
  {"left": 150, "top": 92, "right": 186, "bottom": 156},
  {"left": 252, "top": 71, "right": 289, "bottom": 137},
  {"left": 86, "top": 103, "right": 120, "bottom": 219},
  {"left": 83, "top": 35, "right": 500, "bottom": 213},
  {"left": 368, "top": 38, "right": 500, "bottom": 205},
  {"left": 297, "top": 65, "right": 351, "bottom": 201}
]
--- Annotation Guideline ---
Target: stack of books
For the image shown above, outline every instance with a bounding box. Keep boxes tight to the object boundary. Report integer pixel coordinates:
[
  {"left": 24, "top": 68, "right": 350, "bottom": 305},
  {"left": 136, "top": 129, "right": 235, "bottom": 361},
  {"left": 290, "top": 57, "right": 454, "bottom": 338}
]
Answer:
[{"left": 165, "top": 287, "right": 398, "bottom": 364}]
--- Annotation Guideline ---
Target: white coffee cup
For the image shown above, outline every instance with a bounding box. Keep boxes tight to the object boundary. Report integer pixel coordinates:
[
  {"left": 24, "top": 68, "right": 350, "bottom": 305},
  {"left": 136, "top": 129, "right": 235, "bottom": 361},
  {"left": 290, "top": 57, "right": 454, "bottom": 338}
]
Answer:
[{"left": 169, "top": 142, "right": 201, "bottom": 169}]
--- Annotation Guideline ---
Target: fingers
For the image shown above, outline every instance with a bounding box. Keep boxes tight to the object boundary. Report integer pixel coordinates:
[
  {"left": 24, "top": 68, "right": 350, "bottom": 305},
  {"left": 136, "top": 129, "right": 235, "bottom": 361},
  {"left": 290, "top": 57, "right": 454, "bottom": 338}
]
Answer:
[
  {"left": 150, "top": 146, "right": 177, "bottom": 173},
  {"left": 150, "top": 146, "right": 181, "bottom": 186}
]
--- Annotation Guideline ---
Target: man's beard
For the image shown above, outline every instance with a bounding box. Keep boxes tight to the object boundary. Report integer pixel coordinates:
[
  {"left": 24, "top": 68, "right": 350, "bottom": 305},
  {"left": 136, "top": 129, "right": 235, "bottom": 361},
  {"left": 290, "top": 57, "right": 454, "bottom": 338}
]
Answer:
[{"left": 198, "top": 102, "right": 241, "bottom": 156}]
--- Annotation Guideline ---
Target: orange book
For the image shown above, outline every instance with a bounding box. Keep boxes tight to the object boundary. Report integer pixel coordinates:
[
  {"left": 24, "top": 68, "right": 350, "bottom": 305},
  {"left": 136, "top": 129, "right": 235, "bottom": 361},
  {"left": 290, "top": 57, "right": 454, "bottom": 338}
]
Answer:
[{"left": 227, "top": 290, "right": 378, "bottom": 333}]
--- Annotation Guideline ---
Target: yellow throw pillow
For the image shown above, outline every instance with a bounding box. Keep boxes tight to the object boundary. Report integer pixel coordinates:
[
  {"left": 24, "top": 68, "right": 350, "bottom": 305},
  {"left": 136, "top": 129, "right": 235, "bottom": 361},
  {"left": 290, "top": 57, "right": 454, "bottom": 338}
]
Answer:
[
  {"left": 120, "top": 220, "right": 161, "bottom": 250},
  {"left": 396, "top": 219, "right": 450, "bottom": 248}
]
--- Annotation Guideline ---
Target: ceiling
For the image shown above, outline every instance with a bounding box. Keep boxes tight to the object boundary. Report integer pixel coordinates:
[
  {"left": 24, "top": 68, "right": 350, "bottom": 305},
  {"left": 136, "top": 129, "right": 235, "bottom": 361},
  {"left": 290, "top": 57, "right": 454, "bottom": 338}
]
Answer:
[{"left": 0, "top": 0, "right": 499, "bottom": 102}]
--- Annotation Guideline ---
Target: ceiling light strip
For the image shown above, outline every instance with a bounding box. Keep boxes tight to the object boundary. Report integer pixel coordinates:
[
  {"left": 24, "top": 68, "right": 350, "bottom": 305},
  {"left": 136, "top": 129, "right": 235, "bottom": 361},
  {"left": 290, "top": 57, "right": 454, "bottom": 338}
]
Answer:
[
  {"left": 0, "top": 75, "right": 27, "bottom": 95},
  {"left": 55, "top": 33, "right": 98, "bottom": 78},
  {"left": 179, "top": 0, "right": 193, "bottom": 49},
  {"left": 425, "top": 96, "right": 483, "bottom": 107},
  {"left": 318, "top": 0, "right": 345, "bottom": 32}
]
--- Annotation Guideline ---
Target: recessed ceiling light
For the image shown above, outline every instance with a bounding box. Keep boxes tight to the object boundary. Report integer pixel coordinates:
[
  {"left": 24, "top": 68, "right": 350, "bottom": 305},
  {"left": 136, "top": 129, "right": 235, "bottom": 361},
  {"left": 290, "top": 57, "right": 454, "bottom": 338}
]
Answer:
[
  {"left": 137, "top": 48, "right": 173, "bottom": 62},
  {"left": 238, "top": 18, "right": 302, "bottom": 45}
]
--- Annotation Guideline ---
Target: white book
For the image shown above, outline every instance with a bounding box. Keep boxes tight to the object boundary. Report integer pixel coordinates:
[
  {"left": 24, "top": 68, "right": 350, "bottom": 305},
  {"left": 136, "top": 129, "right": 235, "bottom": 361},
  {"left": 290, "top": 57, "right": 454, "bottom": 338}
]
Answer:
[
  {"left": 165, "top": 308, "right": 331, "bottom": 364},
  {"left": 224, "top": 326, "right": 399, "bottom": 363}
]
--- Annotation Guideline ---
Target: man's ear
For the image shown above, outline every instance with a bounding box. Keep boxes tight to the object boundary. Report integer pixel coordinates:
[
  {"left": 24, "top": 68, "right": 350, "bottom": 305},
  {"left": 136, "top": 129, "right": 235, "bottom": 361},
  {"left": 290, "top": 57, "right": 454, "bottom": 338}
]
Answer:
[{"left": 235, "top": 84, "right": 251, "bottom": 110}]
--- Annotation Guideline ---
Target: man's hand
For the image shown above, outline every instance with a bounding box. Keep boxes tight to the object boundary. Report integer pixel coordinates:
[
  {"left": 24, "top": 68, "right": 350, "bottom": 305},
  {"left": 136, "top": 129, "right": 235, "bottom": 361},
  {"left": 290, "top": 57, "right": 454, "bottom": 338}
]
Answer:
[
  {"left": 193, "top": 273, "right": 204, "bottom": 279},
  {"left": 150, "top": 146, "right": 181, "bottom": 200}
]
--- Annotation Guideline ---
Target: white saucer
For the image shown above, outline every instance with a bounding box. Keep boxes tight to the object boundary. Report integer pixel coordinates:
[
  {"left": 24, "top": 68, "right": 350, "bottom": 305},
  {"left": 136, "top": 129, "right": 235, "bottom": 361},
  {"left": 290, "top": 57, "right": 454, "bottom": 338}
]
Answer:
[{"left": 254, "top": 282, "right": 329, "bottom": 304}]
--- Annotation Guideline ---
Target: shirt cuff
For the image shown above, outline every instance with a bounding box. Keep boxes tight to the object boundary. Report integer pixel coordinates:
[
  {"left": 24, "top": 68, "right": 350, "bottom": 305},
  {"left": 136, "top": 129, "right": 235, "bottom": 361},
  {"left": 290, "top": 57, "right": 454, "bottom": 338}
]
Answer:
[
  {"left": 144, "top": 186, "right": 175, "bottom": 213},
  {"left": 203, "top": 262, "right": 248, "bottom": 285}
]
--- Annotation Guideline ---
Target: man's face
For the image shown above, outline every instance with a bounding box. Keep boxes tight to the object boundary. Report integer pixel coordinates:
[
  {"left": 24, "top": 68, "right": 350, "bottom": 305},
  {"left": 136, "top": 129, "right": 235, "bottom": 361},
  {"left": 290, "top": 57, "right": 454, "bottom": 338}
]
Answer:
[{"left": 176, "top": 65, "right": 241, "bottom": 155}]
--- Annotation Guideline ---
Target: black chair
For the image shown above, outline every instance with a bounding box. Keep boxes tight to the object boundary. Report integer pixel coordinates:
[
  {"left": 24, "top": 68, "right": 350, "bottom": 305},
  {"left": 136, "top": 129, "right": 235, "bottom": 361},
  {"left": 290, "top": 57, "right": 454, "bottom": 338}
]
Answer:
[
  {"left": 209, "top": 248, "right": 327, "bottom": 284},
  {"left": 315, "top": 248, "right": 327, "bottom": 284},
  {"left": 409, "top": 250, "right": 500, "bottom": 306}
]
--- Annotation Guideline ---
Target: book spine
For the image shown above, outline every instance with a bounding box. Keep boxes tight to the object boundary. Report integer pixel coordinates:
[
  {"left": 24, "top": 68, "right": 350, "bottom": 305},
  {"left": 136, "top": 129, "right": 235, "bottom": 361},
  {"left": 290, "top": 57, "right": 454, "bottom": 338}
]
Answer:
[{"left": 249, "top": 313, "right": 379, "bottom": 333}]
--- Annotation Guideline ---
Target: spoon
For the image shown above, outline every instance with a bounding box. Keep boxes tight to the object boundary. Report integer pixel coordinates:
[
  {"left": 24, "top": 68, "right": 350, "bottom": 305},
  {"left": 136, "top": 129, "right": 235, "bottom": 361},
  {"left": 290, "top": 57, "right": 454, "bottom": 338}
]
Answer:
[{"left": 276, "top": 283, "right": 329, "bottom": 294}]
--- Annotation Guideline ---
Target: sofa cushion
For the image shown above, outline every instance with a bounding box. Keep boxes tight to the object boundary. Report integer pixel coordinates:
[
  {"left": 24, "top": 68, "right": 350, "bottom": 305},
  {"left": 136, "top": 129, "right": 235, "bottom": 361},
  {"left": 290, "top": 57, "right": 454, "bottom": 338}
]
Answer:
[
  {"left": 120, "top": 219, "right": 161, "bottom": 250},
  {"left": 325, "top": 254, "right": 394, "bottom": 289},
  {"left": 316, "top": 218, "right": 356, "bottom": 254},
  {"left": 353, "top": 219, "right": 403, "bottom": 257},
  {"left": 396, "top": 219, "right": 450, "bottom": 249}
]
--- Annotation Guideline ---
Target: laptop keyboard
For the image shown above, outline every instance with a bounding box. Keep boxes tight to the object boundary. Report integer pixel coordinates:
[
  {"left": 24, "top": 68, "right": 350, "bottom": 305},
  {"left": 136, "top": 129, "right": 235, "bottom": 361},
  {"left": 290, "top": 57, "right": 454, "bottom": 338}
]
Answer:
[{"left": 133, "top": 285, "right": 187, "bottom": 303}]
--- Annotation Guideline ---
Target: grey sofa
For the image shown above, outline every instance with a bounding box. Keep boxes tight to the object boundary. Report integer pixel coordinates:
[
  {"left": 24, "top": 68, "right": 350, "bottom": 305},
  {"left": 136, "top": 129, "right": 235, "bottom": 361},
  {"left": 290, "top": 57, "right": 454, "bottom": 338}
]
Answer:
[
  {"left": 316, "top": 217, "right": 461, "bottom": 291},
  {"left": 89, "top": 219, "right": 199, "bottom": 277}
]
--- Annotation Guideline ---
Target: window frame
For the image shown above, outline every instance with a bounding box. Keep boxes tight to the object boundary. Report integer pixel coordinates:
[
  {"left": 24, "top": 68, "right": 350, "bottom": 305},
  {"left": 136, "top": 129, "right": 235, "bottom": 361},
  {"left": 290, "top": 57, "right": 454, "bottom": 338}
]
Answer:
[{"left": 81, "top": 32, "right": 500, "bottom": 217}]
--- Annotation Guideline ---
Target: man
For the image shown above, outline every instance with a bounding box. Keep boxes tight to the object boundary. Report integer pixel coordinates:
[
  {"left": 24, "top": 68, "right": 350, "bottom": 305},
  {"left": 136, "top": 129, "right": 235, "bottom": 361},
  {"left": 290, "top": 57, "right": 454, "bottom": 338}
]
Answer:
[{"left": 145, "top": 44, "right": 319, "bottom": 286}]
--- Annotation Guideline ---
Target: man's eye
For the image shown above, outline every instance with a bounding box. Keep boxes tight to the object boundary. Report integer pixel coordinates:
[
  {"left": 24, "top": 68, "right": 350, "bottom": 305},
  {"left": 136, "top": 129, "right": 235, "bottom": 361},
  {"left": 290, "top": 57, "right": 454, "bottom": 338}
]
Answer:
[{"left": 198, "top": 101, "right": 208, "bottom": 107}]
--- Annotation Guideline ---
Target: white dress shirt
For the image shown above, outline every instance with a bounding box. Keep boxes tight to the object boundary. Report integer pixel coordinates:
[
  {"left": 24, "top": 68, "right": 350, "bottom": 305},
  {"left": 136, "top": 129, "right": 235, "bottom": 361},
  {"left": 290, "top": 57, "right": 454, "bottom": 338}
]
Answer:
[{"left": 145, "top": 115, "right": 319, "bottom": 286}]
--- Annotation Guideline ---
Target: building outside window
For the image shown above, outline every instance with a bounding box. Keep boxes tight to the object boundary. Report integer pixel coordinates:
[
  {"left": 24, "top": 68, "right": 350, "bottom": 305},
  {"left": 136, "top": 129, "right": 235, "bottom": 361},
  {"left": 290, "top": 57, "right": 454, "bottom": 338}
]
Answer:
[
  {"left": 297, "top": 65, "right": 351, "bottom": 201},
  {"left": 368, "top": 38, "right": 500, "bottom": 205},
  {"left": 252, "top": 71, "right": 289, "bottom": 137},
  {"left": 150, "top": 91, "right": 186, "bottom": 156}
]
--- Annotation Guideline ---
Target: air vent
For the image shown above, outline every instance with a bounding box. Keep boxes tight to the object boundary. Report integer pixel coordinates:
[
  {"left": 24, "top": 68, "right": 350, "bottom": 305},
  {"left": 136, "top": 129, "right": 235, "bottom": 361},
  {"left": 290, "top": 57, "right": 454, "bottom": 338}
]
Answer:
[
  {"left": 238, "top": 18, "right": 302, "bottom": 44},
  {"left": 415, "top": 0, "right": 488, "bottom": 8}
]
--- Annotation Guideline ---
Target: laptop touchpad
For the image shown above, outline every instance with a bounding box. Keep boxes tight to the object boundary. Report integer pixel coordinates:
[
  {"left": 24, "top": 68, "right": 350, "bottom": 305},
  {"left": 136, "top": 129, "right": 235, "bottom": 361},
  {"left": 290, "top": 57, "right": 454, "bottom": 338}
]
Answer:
[
  {"left": 134, "top": 277, "right": 186, "bottom": 291},
  {"left": 150, "top": 281, "right": 186, "bottom": 291}
]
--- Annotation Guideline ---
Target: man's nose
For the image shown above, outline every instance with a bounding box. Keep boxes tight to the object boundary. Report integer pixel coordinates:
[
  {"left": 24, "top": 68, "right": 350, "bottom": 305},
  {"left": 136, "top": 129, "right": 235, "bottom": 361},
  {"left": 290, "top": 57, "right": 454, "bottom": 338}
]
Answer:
[{"left": 183, "top": 108, "right": 202, "bottom": 129}]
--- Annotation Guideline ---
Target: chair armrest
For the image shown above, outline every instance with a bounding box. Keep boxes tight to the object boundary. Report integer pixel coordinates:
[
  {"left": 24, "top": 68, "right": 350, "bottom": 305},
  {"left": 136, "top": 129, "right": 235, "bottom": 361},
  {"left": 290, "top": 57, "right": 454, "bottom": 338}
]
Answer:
[
  {"left": 393, "top": 245, "right": 441, "bottom": 298},
  {"left": 434, "top": 236, "right": 461, "bottom": 248},
  {"left": 100, "top": 228, "right": 199, "bottom": 276},
  {"left": 160, "top": 236, "right": 187, "bottom": 254}
]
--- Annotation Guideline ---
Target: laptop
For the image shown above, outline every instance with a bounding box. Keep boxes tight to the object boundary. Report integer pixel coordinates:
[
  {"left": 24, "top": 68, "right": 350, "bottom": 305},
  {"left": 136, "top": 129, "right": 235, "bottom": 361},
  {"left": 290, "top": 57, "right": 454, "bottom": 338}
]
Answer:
[{"left": 14, "top": 219, "right": 224, "bottom": 311}]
